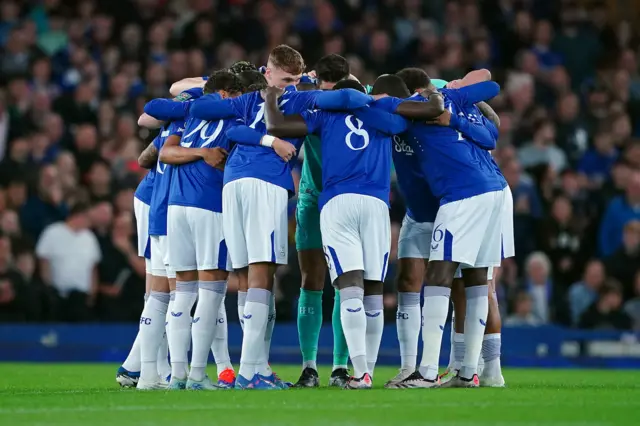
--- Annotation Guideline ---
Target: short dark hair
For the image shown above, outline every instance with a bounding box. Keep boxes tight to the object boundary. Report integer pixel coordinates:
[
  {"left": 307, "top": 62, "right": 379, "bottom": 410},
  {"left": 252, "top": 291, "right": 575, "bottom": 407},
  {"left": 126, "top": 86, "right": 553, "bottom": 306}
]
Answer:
[
  {"left": 268, "top": 45, "right": 305, "bottom": 75},
  {"left": 396, "top": 68, "right": 431, "bottom": 93},
  {"left": 315, "top": 54, "right": 350, "bottom": 84},
  {"left": 229, "top": 61, "right": 258, "bottom": 75},
  {"left": 69, "top": 201, "right": 91, "bottom": 217},
  {"left": 372, "top": 74, "right": 410, "bottom": 98},
  {"left": 296, "top": 82, "right": 317, "bottom": 92},
  {"left": 237, "top": 70, "right": 267, "bottom": 92},
  {"left": 333, "top": 79, "right": 366, "bottom": 93},
  {"left": 203, "top": 71, "right": 244, "bottom": 95}
]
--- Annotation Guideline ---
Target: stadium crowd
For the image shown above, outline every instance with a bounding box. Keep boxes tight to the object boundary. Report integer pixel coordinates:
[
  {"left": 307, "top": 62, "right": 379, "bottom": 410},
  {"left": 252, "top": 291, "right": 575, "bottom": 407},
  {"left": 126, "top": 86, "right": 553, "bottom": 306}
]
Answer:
[{"left": 0, "top": 0, "right": 639, "bottom": 331}]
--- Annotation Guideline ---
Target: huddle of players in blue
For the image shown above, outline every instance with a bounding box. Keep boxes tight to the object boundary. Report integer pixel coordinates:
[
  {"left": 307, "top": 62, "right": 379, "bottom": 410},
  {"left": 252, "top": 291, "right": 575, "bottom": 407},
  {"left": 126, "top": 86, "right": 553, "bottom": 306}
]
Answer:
[{"left": 122, "top": 46, "right": 508, "bottom": 391}]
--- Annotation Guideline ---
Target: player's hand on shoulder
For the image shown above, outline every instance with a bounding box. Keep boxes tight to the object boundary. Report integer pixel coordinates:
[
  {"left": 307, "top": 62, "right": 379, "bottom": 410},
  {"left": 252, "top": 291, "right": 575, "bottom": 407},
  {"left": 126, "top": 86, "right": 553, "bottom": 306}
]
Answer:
[
  {"left": 202, "top": 147, "right": 229, "bottom": 170},
  {"left": 261, "top": 86, "right": 284, "bottom": 100},
  {"left": 307, "top": 70, "right": 317, "bottom": 78},
  {"left": 446, "top": 79, "right": 463, "bottom": 89},
  {"left": 372, "top": 93, "right": 388, "bottom": 101},
  {"left": 426, "top": 109, "right": 451, "bottom": 126},
  {"left": 272, "top": 137, "right": 296, "bottom": 162}
]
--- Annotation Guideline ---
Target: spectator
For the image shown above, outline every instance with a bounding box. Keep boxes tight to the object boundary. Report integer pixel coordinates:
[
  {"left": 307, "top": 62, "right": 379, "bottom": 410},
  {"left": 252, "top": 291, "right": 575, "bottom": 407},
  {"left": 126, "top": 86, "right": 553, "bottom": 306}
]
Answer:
[
  {"left": 523, "top": 251, "right": 553, "bottom": 324},
  {"left": 623, "top": 271, "right": 640, "bottom": 330},
  {"left": 605, "top": 220, "right": 640, "bottom": 299},
  {"left": 96, "top": 212, "right": 145, "bottom": 321},
  {"left": 20, "top": 165, "right": 67, "bottom": 240},
  {"left": 577, "top": 131, "right": 619, "bottom": 189},
  {"left": 518, "top": 119, "right": 567, "bottom": 172},
  {"left": 579, "top": 280, "right": 632, "bottom": 330},
  {"left": 503, "top": 158, "right": 542, "bottom": 263},
  {"left": 35, "top": 202, "right": 101, "bottom": 322},
  {"left": 567, "top": 260, "right": 606, "bottom": 327},
  {"left": 598, "top": 171, "right": 640, "bottom": 257},
  {"left": 505, "top": 291, "right": 540, "bottom": 327},
  {"left": 538, "top": 195, "right": 586, "bottom": 286},
  {"left": 0, "top": 233, "right": 37, "bottom": 321}
]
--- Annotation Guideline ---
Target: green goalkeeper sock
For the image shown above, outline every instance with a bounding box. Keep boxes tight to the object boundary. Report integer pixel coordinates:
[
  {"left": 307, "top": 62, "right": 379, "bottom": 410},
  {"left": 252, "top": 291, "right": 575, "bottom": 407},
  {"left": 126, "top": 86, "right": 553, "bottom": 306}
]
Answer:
[
  {"left": 297, "top": 288, "right": 323, "bottom": 367},
  {"left": 332, "top": 288, "right": 349, "bottom": 368}
]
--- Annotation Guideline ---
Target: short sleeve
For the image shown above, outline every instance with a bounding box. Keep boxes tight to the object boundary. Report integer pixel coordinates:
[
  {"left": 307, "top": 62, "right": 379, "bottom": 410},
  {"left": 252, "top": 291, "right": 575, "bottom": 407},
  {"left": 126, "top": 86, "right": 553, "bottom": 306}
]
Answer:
[
  {"left": 35, "top": 226, "right": 55, "bottom": 259},
  {"left": 169, "top": 120, "right": 186, "bottom": 137},
  {"left": 301, "top": 109, "right": 323, "bottom": 135},
  {"left": 431, "top": 79, "right": 448, "bottom": 89},
  {"left": 89, "top": 233, "right": 102, "bottom": 264}
]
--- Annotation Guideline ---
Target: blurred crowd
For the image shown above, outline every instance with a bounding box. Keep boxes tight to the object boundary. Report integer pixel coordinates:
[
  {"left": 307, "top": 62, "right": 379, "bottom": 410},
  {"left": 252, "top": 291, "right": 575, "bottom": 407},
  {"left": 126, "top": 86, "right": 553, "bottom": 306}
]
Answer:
[{"left": 1, "top": 0, "right": 640, "bottom": 331}]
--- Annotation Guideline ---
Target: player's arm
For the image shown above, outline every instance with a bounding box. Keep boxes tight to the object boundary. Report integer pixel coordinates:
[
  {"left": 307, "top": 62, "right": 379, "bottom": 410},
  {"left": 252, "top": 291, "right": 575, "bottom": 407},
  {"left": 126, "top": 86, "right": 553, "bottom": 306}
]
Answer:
[
  {"left": 394, "top": 92, "right": 445, "bottom": 120},
  {"left": 189, "top": 93, "right": 241, "bottom": 121},
  {"left": 169, "top": 77, "right": 206, "bottom": 97},
  {"left": 312, "top": 88, "right": 375, "bottom": 110},
  {"left": 138, "top": 113, "right": 165, "bottom": 129},
  {"left": 449, "top": 113, "right": 498, "bottom": 150},
  {"left": 158, "top": 134, "right": 206, "bottom": 165},
  {"left": 352, "top": 105, "right": 409, "bottom": 135},
  {"left": 227, "top": 125, "right": 296, "bottom": 162},
  {"left": 475, "top": 102, "right": 500, "bottom": 128},
  {"left": 143, "top": 99, "right": 191, "bottom": 121},
  {"left": 452, "top": 81, "right": 500, "bottom": 106},
  {"left": 138, "top": 141, "right": 159, "bottom": 169},
  {"left": 263, "top": 90, "right": 309, "bottom": 138}
]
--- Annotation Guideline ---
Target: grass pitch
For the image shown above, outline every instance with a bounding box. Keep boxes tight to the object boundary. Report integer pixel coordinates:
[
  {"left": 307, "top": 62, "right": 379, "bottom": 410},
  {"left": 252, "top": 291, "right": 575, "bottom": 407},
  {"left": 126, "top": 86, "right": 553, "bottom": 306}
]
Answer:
[{"left": 0, "top": 364, "right": 637, "bottom": 426}]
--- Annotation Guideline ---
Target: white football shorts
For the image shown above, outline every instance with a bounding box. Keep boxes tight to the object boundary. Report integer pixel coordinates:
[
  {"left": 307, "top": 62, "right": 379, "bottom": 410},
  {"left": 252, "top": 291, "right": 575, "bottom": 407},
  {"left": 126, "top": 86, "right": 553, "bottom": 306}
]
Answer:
[
  {"left": 222, "top": 178, "right": 288, "bottom": 269},
  {"left": 133, "top": 197, "right": 150, "bottom": 258},
  {"left": 398, "top": 214, "right": 434, "bottom": 260},
  {"left": 150, "top": 235, "right": 175, "bottom": 278},
  {"left": 167, "top": 205, "right": 232, "bottom": 272},
  {"left": 429, "top": 189, "right": 505, "bottom": 268},
  {"left": 320, "top": 193, "right": 391, "bottom": 283},
  {"left": 501, "top": 185, "right": 515, "bottom": 259}
]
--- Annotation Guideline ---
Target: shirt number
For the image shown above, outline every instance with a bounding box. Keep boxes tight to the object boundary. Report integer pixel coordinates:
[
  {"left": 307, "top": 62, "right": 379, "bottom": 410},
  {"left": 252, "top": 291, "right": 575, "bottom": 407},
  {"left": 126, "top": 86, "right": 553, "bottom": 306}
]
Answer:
[{"left": 344, "top": 115, "right": 369, "bottom": 150}]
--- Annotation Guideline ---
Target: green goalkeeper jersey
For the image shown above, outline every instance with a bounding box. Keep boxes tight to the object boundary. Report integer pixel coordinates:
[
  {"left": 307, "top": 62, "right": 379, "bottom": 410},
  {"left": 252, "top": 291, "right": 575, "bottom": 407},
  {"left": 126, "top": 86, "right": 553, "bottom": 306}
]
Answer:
[{"left": 299, "top": 135, "right": 322, "bottom": 199}]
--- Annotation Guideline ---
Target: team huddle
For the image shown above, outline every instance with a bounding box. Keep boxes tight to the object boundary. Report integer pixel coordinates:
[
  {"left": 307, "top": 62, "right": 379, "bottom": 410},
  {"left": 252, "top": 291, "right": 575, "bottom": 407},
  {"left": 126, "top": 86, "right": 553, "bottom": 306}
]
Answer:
[{"left": 115, "top": 44, "right": 511, "bottom": 391}]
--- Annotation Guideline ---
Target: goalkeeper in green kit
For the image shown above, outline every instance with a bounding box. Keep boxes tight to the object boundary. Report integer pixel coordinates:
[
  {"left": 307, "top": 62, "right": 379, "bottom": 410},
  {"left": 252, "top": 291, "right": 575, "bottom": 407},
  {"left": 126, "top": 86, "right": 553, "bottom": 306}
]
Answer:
[{"left": 293, "top": 54, "right": 355, "bottom": 388}]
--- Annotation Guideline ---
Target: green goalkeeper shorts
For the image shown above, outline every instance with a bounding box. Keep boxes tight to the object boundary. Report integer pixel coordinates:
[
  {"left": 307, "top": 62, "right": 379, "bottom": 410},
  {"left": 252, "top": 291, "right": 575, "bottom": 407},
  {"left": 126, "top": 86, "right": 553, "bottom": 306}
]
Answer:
[{"left": 295, "top": 194, "right": 323, "bottom": 251}]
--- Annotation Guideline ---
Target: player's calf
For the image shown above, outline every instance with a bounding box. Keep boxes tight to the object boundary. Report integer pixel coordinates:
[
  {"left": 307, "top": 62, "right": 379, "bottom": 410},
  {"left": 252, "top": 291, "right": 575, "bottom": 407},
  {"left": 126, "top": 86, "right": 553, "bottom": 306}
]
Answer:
[
  {"left": 189, "top": 270, "right": 228, "bottom": 386},
  {"left": 458, "top": 268, "right": 489, "bottom": 383},
  {"left": 336, "top": 271, "right": 370, "bottom": 387},
  {"left": 137, "top": 274, "right": 171, "bottom": 390},
  {"left": 417, "top": 260, "right": 457, "bottom": 382},
  {"left": 363, "top": 281, "right": 384, "bottom": 378},
  {"left": 168, "top": 271, "right": 198, "bottom": 388}
]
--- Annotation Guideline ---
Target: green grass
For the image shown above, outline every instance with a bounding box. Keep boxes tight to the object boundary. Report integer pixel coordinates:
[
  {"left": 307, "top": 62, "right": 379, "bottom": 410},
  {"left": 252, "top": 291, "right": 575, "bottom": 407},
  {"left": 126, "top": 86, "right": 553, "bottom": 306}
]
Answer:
[{"left": 0, "top": 364, "right": 638, "bottom": 426}]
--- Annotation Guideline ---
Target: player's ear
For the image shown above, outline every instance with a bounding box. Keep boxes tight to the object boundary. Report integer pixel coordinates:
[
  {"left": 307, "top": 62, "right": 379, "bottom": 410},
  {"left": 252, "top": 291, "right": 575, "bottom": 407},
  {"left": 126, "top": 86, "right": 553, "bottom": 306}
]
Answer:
[{"left": 219, "top": 90, "right": 230, "bottom": 99}]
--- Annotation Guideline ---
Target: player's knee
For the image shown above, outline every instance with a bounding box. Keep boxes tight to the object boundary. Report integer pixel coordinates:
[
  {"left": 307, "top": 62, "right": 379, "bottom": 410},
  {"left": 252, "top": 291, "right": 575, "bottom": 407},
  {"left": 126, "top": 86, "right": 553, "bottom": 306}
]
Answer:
[
  {"left": 461, "top": 268, "right": 488, "bottom": 287},
  {"left": 176, "top": 270, "right": 198, "bottom": 282},
  {"left": 199, "top": 269, "right": 229, "bottom": 282},
  {"left": 396, "top": 270, "right": 421, "bottom": 293},
  {"left": 151, "top": 275, "right": 170, "bottom": 292},
  {"left": 425, "top": 266, "right": 453, "bottom": 287},
  {"left": 334, "top": 270, "right": 364, "bottom": 291},
  {"left": 301, "top": 273, "right": 325, "bottom": 291}
]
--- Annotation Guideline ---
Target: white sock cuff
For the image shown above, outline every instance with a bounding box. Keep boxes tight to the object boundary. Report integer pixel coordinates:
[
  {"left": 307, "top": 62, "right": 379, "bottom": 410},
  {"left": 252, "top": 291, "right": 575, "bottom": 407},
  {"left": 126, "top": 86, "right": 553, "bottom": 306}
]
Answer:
[
  {"left": 363, "top": 294, "right": 383, "bottom": 311},
  {"left": 199, "top": 280, "right": 227, "bottom": 294},
  {"left": 340, "top": 286, "right": 364, "bottom": 302},
  {"left": 453, "top": 332, "right": 465, "bottom": 342},
  {"left": 465, "top": 285, "right": 488, "bottom": 299},
  {"left": 424, "top": 286, "right": 451, "bottom": 297},
  {"left": 483, "top": 333, "right": 501, "bottom": 341},
  {"left": 150, "top": 291, "right": 170, "bottom": 304},
  {"left": 398, "top": 292, "right": 420, "bottom": 306},
  {"left": 246, "top": 288, "right": 271, "bottom": 305},
  {"left": 176, "top": 281, "right": 198, "bottom": 292},
  {"left": 238, "top": 291, "right": 247, "bottom": 306}
]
